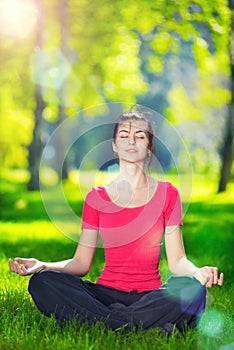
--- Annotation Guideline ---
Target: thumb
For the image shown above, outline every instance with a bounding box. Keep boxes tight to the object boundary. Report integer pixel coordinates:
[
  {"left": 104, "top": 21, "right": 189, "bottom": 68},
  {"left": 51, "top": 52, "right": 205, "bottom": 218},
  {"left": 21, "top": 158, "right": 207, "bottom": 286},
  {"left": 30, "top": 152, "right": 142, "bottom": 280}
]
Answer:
[{"left": 14, "top": 257, "right": 30, "bottom": 265}]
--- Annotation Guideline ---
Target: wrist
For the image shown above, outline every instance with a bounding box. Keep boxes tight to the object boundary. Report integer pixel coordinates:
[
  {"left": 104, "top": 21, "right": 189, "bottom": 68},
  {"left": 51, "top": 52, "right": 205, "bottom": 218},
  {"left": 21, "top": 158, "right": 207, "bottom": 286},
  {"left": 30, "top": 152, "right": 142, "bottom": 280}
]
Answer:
[
  {"left": 41, "top": 262, "right": 47, "bottom": 271},
  {"left": 192, "top": 267, "right": 200, "bottom": 277}
]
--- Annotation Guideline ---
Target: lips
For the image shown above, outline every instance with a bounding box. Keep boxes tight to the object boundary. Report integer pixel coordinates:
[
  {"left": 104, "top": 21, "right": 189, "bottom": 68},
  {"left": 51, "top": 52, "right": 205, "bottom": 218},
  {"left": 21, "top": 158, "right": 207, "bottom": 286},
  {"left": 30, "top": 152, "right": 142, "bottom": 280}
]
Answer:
[{"left": 125, "top": 149, "right": 137, "bottom": 153}]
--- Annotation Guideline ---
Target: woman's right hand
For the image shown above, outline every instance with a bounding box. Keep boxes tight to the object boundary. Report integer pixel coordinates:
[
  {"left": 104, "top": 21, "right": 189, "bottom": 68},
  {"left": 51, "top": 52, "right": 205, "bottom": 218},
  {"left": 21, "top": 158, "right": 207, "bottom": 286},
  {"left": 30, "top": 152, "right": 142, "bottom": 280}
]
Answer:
[{"left": 9, "top": 257, "right": 45, "bottom": 276}]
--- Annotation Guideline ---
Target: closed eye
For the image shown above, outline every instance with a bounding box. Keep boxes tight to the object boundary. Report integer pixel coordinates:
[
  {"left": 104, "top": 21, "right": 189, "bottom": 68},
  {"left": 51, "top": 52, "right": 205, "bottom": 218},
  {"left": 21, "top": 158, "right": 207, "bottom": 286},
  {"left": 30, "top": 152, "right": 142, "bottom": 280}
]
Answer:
[
  {"left": 135, "top": 132, "right": 146, "bottom": 139},
  {"left": 118, "top": 130, "right": 129, "bottom": 138},
  {"left": 119, "top": 134, "right": 129, "bottom": 138},
  {"left": 118, "top": 130, "right": 147, "bottom": 139}
]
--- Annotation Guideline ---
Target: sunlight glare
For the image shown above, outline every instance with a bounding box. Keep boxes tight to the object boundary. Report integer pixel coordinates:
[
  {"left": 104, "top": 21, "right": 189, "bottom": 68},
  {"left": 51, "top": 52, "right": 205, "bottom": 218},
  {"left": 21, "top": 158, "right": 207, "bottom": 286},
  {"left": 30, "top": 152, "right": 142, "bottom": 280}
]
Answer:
[
  {"left": 14, "top": 199, "right": 28, "bottom": 210},
  {"left": 198, "top": 309, "right": 224, "bottom": 337},
  {"left": 0, "top": 0, "right": 38, "bottom": 38}
]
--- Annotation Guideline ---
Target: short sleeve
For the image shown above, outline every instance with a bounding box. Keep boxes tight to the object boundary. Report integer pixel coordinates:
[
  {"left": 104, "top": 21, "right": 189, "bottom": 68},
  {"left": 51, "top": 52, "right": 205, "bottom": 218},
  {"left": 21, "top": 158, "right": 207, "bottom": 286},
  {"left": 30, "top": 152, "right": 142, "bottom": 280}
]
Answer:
[
  {"left": 163, "top": 183, "right": 183, "bottom": 227},
  {"left": 81, "top": 189, "right": 100, "bottom": 230}
]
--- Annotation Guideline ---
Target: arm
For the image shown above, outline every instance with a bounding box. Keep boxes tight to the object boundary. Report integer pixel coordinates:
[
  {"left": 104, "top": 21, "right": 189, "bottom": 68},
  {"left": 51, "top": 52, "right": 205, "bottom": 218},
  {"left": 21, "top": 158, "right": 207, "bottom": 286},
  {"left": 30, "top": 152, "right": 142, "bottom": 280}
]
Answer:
[
  {"left": 9, "top": 229, "right": 98, "bottom": 277},
  {"left": 165, "top": 226, "right": 224, "bottom": 288}
]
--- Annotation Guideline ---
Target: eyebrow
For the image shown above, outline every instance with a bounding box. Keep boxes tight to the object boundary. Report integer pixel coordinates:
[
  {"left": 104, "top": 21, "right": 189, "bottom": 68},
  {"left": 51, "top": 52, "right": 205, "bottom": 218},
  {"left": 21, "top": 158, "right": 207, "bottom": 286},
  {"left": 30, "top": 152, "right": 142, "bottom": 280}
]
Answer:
[
  {"left": 135, "top": 130, "right": 147, "bottom": 134},
  {"left": 118, "top": 129, "right": 130, "bottom": 133},
  {"left": 118, "top": 129, "right": 146, "bottom": 134}
]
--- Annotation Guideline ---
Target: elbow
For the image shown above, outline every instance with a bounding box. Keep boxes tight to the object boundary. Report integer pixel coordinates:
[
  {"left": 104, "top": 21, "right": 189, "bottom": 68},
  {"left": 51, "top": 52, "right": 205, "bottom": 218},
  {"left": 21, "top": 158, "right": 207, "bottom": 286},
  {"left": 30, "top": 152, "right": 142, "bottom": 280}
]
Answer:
[
  {"left": 78, "top": 272, "right": 87, "bottom": 277},
  {"left": 78, "top": 267, "right": 90, "bottom": 277},
  {"left": 72, "top": 258, "right": 91, "bottom": 277},
  {"left": 81, "top": 263, "right": 92, "bottom": 276},
  {"left": 167, "top": 260, "right": 179, "bottom": 275},
  {"left": 79, "top": 261, "right": 92, "bottom": 277}
]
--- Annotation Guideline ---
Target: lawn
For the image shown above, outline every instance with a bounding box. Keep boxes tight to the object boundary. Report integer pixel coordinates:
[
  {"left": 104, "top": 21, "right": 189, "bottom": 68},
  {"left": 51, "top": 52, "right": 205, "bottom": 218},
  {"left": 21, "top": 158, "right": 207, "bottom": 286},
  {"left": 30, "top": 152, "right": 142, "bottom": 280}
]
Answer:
[{"left": 0, "top": 174, "right": 233, "bottom": 350}]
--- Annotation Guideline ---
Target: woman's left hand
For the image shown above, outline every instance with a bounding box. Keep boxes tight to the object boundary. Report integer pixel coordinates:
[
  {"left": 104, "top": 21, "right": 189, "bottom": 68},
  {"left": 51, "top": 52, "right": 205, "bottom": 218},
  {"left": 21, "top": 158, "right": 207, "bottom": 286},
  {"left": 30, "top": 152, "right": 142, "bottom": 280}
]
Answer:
[{"left": 193, "top": 266, "right": 224, "bottom": 288}]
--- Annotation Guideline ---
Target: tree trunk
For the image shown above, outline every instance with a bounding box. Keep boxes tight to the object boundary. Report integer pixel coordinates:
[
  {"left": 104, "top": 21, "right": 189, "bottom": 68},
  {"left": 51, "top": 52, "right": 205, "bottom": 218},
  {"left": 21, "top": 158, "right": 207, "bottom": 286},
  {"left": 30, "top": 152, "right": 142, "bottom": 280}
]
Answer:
[
  {"left": 27, "top": 0, "right": 45, "bottom": 190},
  {"left": 218, "top": 2, "right": 234, "bottom": 192},
  {"left": 218, "top": 106, "right": 233, "bottom": 192},
  {"left": 55, "top": 0, "right": 70, "bottom": 180},
  {"left": 27, "top": 85, "right": 45, "bottom": 190}
]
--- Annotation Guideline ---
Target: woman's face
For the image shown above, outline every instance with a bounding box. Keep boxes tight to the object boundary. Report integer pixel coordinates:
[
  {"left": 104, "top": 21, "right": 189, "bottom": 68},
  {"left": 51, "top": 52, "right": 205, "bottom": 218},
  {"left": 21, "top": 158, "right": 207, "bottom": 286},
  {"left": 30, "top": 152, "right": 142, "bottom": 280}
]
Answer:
[{"left": 112, "top": 120, "right": 150, "bottom": 164}]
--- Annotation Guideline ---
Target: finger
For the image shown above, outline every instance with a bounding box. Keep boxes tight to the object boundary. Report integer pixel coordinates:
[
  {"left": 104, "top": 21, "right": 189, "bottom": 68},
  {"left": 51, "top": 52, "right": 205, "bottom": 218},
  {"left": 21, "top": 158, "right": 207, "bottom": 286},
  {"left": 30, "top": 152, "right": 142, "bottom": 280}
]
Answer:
[
  {"left": 203, "top": 274, "right": 210, "bottom": 286},
  {"left": 15, "top": 261, "right": 23, "bottom": 275},
  {"left": 19, "top": 265, "right": 29, "bottom": 276},
  {"left": 10, "top": 260, "right": 19, "bottom": 274},
  {"left": 14, "top": 258, "right": 28, "bottom": 271},
  {"left": 218, "top": 272, "right": 224, "bottom": 286},
  {"left": 8, "top": 259, "right": 16, "bottom": 273},
  {"left": 14, "top": 257, "right": 27, "bottom": 264},
  {"left": 212, "top": 267, "right": 218, "bottom": 284},
  {"left": 17, "top": 264, "right": 28, "bottom": 276},
  {"left": 8, "top": 259, "right": 13, "bottom": 271},
  {"left": 17, "top": 265, "right": 23, "bottom": 276},
  {"left": 206, "top": 272, "right": 214, "bottom": 288},
  {"left": 22, "top": 264, "right": 33, "bottom": 275}
]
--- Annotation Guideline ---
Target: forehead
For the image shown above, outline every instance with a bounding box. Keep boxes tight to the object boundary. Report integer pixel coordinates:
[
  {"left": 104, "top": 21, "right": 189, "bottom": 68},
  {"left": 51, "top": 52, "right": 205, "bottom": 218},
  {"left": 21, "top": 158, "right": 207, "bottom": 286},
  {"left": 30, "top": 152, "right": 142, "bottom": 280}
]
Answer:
[{"left": 117, "top": 120, "right": 148, "bottom": 132}]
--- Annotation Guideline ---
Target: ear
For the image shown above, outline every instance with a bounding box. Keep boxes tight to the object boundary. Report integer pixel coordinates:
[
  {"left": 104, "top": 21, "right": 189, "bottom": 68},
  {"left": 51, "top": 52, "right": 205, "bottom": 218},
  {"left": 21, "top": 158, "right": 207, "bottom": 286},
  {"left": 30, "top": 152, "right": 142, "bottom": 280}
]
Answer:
[
  {"left": 112, "top": 140, "right": 117, "bottom": 153},
  {"left": 149, "top": 143, "right": 156, "bottom": 155}
]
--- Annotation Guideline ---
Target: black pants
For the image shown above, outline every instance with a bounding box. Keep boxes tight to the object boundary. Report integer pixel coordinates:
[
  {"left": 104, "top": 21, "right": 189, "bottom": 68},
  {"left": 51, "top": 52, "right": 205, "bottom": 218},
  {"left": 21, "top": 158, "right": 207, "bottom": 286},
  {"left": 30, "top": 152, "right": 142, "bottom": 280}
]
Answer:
[{"left": 28, "top": 270, "right": 206, "bottom": 334}]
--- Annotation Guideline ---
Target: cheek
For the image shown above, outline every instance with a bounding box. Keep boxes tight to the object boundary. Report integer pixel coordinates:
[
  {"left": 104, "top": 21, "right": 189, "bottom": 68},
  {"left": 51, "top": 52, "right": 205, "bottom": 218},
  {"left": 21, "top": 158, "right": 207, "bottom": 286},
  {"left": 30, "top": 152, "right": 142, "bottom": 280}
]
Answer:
[
  {"left": 115, "top": 139, "right": 125, "bottom": 147},
  {"left": 138, "top": 140, "right": 149, "bottom": 150}
]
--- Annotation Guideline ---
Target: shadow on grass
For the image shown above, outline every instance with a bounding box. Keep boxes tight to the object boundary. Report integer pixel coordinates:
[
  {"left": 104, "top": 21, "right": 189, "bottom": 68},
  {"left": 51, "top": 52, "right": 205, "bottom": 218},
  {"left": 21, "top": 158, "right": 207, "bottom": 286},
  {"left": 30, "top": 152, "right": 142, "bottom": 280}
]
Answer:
[{"left": 0, "top": 191, "right": 84, "bottom": 222}]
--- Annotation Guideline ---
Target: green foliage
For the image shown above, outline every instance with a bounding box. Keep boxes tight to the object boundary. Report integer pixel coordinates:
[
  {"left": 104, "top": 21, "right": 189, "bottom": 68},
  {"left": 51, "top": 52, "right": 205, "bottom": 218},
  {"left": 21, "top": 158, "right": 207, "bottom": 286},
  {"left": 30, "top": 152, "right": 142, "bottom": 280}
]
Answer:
[
  {"left": 0, "top": 0, "right": 232, "bottom": 175},
  {"left": 162, "top": 1, "right": 231, "bottom": 125}
]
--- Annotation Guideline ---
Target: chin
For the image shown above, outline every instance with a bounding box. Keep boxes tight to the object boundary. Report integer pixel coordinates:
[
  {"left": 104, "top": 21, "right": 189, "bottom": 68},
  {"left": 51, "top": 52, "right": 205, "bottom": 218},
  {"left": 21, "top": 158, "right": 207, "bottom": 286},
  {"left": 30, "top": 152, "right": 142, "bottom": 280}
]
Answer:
[{"left": 120, "top": 156, "right": 146, "bottom": 164}]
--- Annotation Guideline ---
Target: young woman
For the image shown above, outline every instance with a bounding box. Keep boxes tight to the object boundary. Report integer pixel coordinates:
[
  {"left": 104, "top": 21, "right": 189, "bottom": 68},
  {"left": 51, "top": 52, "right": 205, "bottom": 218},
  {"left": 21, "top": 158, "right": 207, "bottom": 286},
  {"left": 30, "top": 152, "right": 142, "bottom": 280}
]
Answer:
[{"left": 9, "top": 109, "right": 224, "bottom": 334}]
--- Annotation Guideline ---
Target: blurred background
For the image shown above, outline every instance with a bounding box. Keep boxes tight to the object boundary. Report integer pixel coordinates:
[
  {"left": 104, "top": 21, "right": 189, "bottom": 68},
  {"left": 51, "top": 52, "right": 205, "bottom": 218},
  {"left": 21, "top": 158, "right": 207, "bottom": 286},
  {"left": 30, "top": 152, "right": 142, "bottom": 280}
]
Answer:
[
  {"left": 0, "top": 0, "right": 233, "bottom": 194},
  {"left": 1, "top": 4, "right": 233, "bottom": 346}
]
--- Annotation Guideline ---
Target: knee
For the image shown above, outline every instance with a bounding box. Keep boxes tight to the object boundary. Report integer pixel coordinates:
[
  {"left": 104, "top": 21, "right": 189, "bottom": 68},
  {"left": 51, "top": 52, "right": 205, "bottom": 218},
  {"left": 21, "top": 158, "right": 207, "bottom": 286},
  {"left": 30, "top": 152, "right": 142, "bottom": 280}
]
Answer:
[
  {"left": 28, "top": 270, "right": 61, "bottom": 317},
  {"left": 184, "top": 277, "right": 207, "bottom": 302},
  {"left": 28, "top": 270, "right": 58, "bottom": 296},
  {"left": 179, "top": 277, "right": 207, "bottom": 314},
  {"left": 166, "top": 276, "right": 206, "bottom": 304},
  {"left": 167, "top": 275, "right": 206, "bottom": 289}
]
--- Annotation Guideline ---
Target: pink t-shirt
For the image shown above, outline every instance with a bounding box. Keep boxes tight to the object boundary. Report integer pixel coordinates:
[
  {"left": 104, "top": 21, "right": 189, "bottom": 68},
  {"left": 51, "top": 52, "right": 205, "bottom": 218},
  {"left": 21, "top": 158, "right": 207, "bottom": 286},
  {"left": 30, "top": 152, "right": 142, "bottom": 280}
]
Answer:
[{"left": 81, "top": 181, "right": 182, "bottom": 292}]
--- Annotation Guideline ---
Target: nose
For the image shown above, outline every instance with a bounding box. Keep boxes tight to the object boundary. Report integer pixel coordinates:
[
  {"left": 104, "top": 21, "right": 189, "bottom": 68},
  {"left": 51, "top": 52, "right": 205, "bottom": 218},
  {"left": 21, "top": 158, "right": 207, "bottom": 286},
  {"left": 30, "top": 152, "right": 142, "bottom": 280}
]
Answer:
[{"left": 128, "top": 136, "right": 136, "bottom": 145}]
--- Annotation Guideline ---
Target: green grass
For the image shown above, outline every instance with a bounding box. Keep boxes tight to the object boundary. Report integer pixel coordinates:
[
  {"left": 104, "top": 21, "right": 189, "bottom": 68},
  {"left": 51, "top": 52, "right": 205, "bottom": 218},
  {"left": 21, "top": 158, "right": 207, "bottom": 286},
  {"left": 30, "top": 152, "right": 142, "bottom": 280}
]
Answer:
[{"left": 0, "top": 174, "right": 234, "bottom": 350}]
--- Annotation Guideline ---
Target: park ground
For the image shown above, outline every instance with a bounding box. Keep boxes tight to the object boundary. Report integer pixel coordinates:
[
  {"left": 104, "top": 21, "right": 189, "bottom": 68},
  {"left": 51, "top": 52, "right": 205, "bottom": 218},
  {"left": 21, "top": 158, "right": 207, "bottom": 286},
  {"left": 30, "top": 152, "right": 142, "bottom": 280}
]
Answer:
[{"left": 0, "top": 173, "right": 233, "bottom": 350}]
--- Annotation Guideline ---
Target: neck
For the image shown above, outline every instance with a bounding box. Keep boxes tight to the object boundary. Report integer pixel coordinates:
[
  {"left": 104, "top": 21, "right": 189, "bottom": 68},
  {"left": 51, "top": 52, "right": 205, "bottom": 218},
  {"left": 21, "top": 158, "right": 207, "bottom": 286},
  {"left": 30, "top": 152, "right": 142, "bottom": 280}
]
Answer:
[{"left": 117, "top": 160, "right": 148, "bottom": 189}]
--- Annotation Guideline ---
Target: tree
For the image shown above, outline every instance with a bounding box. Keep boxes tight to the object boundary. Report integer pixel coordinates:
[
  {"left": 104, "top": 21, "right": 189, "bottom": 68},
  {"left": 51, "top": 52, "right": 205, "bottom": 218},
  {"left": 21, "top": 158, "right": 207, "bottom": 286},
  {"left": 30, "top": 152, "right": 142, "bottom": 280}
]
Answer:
[
  {"left": 0, "top": 1, "right": 36, "bottom": 172},
  {"left": 27, "top": 0, "right": 46, "bottom": 190},
  {"left": 0, "top": 0, "right": 232, "bottom": 191},
  {"left": 218, "top": 0, "right": 234, "bottom": 192},
  {"left": 54, "top": 0, "right": 70, "bottom": 180}
]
